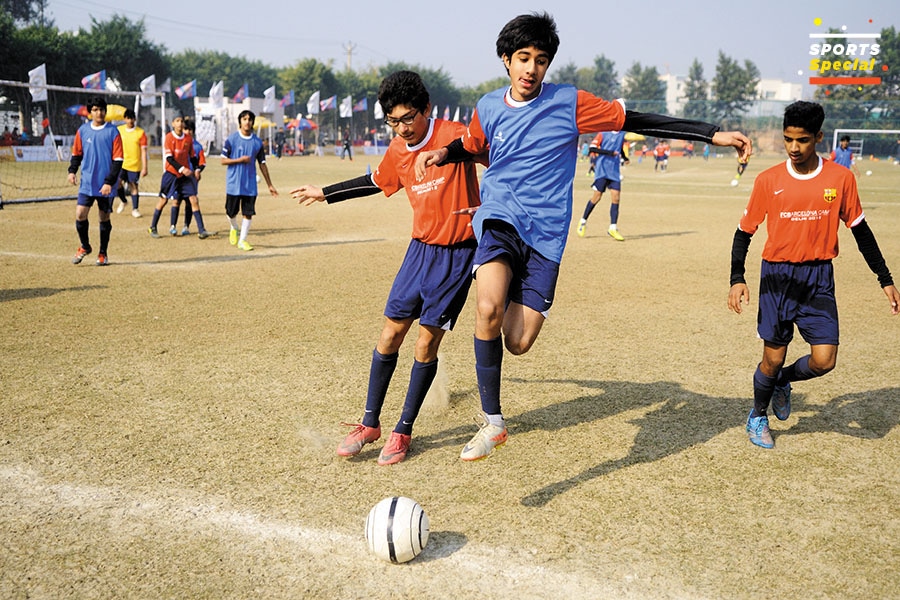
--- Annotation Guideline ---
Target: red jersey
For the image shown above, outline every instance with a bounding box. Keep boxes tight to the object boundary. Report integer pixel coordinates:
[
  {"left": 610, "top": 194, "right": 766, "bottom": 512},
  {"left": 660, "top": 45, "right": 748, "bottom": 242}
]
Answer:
[
  {"left": 654, "top": 143, "right": 670, "bottom": 157},
  {"left": 164, "top": 131, "right": 195, "bottom": 176},
  {"left": 738, "top": 158, "right": 864, "bottom": 263},
  {"left": 372, "top": 118, "right": 484, "bottom": 246}
]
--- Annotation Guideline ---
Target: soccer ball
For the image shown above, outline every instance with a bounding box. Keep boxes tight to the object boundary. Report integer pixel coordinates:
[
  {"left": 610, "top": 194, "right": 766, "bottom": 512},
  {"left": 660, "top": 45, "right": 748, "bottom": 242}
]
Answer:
[
  {"left": 365, "top": 496, "right": 430, "bottom": 563},
  {"left": 730, "top": 178, "right": 739, "bottom": 187},
  {"left": 866, "top": 170, "right": 873, "bottom": 176}
]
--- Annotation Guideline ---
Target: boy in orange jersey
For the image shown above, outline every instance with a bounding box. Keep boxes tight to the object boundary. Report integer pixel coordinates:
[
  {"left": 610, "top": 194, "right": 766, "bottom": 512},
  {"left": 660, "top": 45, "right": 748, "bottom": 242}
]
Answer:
[
  {"left": 728, "top": 101, "right": 899, "bottom": 449},
  {"left": 148, "top": 114, "right": 215, "bottom": 239},
  {"left": 291, "top": 71, "right": 486, "bottom": 466}
]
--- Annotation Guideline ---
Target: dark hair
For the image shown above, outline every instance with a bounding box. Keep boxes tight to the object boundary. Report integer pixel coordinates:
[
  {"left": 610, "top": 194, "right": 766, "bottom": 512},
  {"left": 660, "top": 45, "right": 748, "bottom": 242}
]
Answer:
[
  {"left": 183, "top": 117, "right": 195, "bottom": 132},
  {"left": 377, "top": 70, "right": 430, "bottom": 115},
  {"left": 495, "top": 12, "right": 560, "bottom": 63},
  {"left": 839, "top": 134, "right": 851, "bottom": 142},
  {"left": 86, "top": 96, "right": 107, "bottom": 112},
  {"left": 238, "top": 109, "right": 256, "bottom": 126},
  {"left": 124, "top": 108, "right": 136, "bottom": 120},
  {"left": 783, "top": 101, "right": 825, "bottom": 134}
]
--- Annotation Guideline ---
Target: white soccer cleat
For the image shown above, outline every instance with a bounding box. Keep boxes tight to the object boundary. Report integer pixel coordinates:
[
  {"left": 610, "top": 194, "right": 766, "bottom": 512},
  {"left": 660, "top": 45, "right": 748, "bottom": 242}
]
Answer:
[{"left": 460, "top": 414, "right": 508, "bottom": 461}]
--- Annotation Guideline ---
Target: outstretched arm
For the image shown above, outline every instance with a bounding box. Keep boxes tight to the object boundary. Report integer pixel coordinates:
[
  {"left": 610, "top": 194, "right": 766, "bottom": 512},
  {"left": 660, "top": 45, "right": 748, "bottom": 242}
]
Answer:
[
  {"left": 291, "top": 173, "right": 381, "bottom": 206},
  {"left": 623, "top": 111, "right": 752, "bottom": 162}
]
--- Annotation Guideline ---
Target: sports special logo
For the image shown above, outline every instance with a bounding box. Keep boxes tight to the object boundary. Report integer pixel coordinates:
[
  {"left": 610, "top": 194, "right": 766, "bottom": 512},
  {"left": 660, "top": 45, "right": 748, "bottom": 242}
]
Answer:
[
  {"left": 804, "top": 17, "right": 888, "bottom": 88},
  {"left": 823, "top": 188, "right": 838, "bottom": 203}
]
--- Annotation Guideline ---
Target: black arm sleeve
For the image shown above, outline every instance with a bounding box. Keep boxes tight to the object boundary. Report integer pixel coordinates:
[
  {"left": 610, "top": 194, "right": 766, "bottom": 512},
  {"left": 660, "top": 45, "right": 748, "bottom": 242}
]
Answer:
[
  {"left": 322, "top": 173, "right": 381, "bottom": 204},
  {"left": 851, "top": 219, "right": 895, "bottom": 288},
  {"left": 730, "top": 228, "right": 753, "bottom": 286},
  {"left": 437, "top": 138, "right": 477, "bottom": 165},
  {"left": 103, "top": 160, "right": 123, "bottom": 186},
  {"left": 166, "top": 155, "right": 183, "bottom": 172},
  {"left": 68, "top": 154, "right": 83, "bottom": 174},
  {"left": 622, "top": 110, "right": 720, "bottom": 143}
]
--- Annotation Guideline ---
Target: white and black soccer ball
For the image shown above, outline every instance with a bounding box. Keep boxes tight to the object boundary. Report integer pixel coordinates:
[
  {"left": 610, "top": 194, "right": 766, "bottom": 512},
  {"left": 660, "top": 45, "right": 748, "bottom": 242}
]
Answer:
[{"left": 365, "top": 496, "right": 429, "bottom": 563}]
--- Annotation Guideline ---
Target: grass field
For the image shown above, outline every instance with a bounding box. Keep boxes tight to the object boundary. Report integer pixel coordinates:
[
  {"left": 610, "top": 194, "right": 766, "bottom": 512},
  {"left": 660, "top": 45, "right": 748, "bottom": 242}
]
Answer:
[{"left": 1, "top": 150, "right": 898, "bottom": 599}]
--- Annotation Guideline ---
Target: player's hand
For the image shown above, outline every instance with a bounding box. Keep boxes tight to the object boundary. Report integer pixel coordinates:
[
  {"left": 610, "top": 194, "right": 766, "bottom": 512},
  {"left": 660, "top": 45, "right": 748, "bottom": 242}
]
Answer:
[
  {"left": 712, "top": 131, "right": 753, "bottom": 163},
  {"left": 268, "top": 185, "right": 278, "bottom": 197},
  {"left": 884, "top": 285, "right": 900, "bottom": 315},
  {"left": 290, "top": 185, "right": 324, "bottom": 206},
  {"left": 99, "top": 183, "right": 112, "bottom": 196},
  {"left": 67, "top": 172, "right": 76, "bottom": 186},
  {"left": 728, "top": 283, "right": 750, "bottom": 314},
  {"left": 414, "top": 148, "right": 447, "bottom": 181},
  {"left": 194, "top": 170, "right": 202, "bottom": 181}
]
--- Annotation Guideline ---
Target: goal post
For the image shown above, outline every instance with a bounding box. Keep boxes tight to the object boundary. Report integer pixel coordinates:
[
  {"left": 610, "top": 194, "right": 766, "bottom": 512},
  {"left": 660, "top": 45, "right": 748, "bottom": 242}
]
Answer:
[
  {"left": 0, "top": 79, "right": 166, "bottom": 208},
  {"left": 832, "top": 128, "right": 900, "bottom": 163}
]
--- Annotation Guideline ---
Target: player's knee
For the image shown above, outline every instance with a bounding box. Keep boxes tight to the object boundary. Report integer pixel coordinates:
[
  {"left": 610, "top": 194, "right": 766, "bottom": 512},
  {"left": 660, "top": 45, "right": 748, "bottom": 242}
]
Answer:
[{"left": 504, "top": 335, "right": 534, "bottom": 356}]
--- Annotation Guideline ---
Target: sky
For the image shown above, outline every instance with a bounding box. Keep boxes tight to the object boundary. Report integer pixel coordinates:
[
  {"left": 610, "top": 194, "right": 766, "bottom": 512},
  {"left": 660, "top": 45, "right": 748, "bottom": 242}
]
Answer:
[{"left": 47, "top": 0, "right": 898, "bottom": 91}]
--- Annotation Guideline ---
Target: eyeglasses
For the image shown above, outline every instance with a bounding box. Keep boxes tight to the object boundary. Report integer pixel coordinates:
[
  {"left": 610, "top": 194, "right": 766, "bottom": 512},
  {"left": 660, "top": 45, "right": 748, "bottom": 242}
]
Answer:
[{"left": 384, "top": 110, "right": 419, "bottom": 127}]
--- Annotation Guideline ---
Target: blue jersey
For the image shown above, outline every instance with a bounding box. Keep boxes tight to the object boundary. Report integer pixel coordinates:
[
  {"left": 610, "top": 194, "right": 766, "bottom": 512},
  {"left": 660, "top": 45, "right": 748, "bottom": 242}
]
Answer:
[
  {"left": 593, "top": 130, "right": 626, "bottom": 182},
  {"left": 831, "top": 145, "right": 853, "bottom": 169},
  {"left": 72, "top": 122, "right": 122, "bottom": 197},
  {"left": 222, "top": 131, "right": 266, "bottom": 196},
  {"left": 468, "top": 83, "right": 624, "bottom": 263}
]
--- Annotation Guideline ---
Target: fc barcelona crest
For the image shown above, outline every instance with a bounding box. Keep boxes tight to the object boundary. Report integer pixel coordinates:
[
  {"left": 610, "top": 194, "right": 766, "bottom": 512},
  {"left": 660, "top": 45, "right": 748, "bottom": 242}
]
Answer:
[{"left": 823, "top": 188, "right": 837, "bottom": 203}]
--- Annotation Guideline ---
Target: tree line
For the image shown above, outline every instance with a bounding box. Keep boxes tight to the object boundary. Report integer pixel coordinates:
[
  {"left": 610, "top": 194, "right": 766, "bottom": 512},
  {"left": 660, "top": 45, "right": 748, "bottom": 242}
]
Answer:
[{"left": 2, "top": 5, "right": 898, "bottom": 143}]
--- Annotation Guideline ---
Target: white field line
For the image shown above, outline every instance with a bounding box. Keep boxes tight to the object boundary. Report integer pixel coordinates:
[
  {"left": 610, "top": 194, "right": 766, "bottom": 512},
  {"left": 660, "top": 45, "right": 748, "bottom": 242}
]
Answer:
[{"left": 0, "top": 464, "right": 662, "bottom": 598}]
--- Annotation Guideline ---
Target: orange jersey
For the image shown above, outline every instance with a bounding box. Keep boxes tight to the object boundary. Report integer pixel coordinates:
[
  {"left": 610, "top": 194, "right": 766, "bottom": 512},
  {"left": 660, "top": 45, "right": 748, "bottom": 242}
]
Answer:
[
  {"left": 739, "top": 158, "right": 864, "bottom": 263},
  {"left": 373, "top": 118, "right": 483, "bottom": 246},
  {"left": 164, "top": 131, "right": 195, "bottom": 175}
]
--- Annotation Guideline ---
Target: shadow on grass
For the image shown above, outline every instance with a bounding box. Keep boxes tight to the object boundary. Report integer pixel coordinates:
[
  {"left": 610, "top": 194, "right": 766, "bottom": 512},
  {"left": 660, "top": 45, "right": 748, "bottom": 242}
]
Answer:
[
  {"left": 0, "top": 285, "right": 106, "bottom": 302},
  {"left": 420, "top": 378, "right": 900, "bottom": 508}
]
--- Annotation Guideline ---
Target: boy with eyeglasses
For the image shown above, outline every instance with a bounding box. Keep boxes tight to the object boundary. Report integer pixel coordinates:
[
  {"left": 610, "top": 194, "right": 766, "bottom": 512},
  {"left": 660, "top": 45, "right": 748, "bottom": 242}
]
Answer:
[{"left": 291, "top": 70, "right": 486, "bottom": 466}]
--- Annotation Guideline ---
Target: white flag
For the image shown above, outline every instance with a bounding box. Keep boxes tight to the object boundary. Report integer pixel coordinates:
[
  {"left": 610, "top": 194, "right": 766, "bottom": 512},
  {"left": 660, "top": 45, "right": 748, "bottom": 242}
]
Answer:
[
  {"left": 339, "top": 95, "right": 352, "bottom": 118},
  {"left": 452, "top": 106, "right": 460, "bottom": 122},
  {"left": 263, "top": 86, "right": 276, "bottom": 113},
  {"left": 28, "top": 64, "right": 47, "bottom": 102},
  {"left": 307, "top": 90, "right": 320, "bottom": 115},
  {"left": 373, "top": 100, "right": 383, "bottom": 120},
  {"left": 431, "top": 105, "right": 438, "bottom": 118},
  {"left": 139, "top": 74, "right": 156, "bottom": 106},
  {"left": 159, "top": 77, "right": 171, "bottom": 93},
  {"left": 209, "top": 80, "right": 224, "bottom": 110}
]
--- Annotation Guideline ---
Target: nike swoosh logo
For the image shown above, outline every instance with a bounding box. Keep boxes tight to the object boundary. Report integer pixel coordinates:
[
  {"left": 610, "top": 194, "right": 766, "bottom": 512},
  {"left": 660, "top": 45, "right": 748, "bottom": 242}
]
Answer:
[{"left": 774, "top": 189, "right": 785, "bottom": 195}]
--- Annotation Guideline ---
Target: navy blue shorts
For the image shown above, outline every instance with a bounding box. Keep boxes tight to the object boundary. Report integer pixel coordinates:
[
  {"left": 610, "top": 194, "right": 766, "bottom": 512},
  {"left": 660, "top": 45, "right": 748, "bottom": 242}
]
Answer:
[
  {"left": 119, "top": 169, "right": 141, "bottom": 185},
  {"left": 474, "top": 219, "right": 559, "bottom": 316},
  {"left": 225, "top": 194, "right": 257, "bottom": 218},
  {"left": 160, "top": 172, "right": 197, "bottom": 200},
  {"left": 591, "top": 177, "right": 621, "bottom": 193},
  {"left": 77, "top": 193, "right": 113, "bottom": 212},
  {"left": 384, "top": 238, "right": 476, "bottom": 330},
  {"left": 757, "top": 259, "right": 839, "bottom": 346}
]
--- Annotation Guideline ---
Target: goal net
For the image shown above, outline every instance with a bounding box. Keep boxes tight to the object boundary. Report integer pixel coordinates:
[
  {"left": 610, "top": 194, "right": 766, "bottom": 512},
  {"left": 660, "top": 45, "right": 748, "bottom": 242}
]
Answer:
[{"left": 0, "top": 79, "right": 166, "bottom": 207}]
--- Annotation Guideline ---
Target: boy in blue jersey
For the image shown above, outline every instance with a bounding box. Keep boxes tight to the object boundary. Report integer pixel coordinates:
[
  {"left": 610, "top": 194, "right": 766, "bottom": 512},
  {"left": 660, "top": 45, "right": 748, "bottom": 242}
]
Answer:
[
  {"left": 416, "top": 12, "right": 753, "bottom": 461},
  {"left": 576, "top": 129, "right": 629, "bottom": 240},
  {"left": 221, "top": 110, "right": 278, "bottom": 251},
  {"left": 830, "top": 134, "right": 860, "bottom": 177},
  {"left": 67, "top": 96, "right": 124, "bottom": 266}
]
